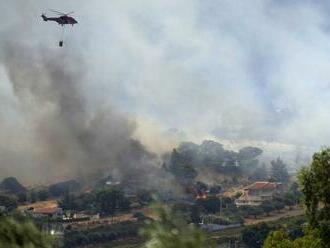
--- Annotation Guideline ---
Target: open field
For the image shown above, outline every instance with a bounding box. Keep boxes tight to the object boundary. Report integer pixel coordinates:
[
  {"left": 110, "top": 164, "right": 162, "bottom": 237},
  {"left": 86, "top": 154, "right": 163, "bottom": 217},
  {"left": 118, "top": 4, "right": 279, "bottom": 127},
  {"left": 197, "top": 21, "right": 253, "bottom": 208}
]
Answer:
[{"left": 18, "top": 200, "right": 58, "bottom": 211}]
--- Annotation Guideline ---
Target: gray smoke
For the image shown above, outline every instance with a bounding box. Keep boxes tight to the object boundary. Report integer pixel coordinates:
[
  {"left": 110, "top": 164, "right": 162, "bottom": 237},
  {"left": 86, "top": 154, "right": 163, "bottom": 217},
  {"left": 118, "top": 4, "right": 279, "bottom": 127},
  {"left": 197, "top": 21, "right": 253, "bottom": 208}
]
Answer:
[
  {"left": 0, "top": 41, "right": 166, "bottom": 187},
  {"left": 0, "top": 0, "right": 174, "bottom": 187},
  {"left": 3, "top": 0, "right": 329, "bottom": 184}
]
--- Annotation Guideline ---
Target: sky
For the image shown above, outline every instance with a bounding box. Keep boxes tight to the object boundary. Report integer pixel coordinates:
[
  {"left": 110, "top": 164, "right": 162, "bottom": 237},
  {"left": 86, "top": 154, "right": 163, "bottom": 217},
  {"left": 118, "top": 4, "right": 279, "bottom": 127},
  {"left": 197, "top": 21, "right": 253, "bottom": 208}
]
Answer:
[{"left": 1, "top": 0, "right": 330, "bottom": 180}]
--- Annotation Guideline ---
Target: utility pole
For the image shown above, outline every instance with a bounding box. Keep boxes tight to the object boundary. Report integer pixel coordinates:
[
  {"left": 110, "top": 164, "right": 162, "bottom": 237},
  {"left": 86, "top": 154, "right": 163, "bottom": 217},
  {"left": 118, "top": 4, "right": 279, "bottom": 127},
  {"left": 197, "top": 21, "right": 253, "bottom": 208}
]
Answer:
[{"left": 219, "top": 196, "right": 222, "bottom": 216}]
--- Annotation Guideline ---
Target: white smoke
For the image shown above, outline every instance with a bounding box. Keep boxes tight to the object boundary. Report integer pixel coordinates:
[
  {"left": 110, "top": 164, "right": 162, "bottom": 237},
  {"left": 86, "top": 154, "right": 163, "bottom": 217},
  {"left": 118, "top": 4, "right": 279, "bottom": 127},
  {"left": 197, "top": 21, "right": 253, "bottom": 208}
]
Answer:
[{"left": 1, "top": 0, "right": 330, "bottom": 183}]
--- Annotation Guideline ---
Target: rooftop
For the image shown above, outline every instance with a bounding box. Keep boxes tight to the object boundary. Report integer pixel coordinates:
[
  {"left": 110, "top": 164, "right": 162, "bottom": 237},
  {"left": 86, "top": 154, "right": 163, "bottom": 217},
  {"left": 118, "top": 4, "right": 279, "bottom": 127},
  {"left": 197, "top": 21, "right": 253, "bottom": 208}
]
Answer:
[
  {"left": 244, "top": 181, "right": 281, "bottom": 190},
  {"left": 33, "top": 207, "right": 62, "bottom": 214}
]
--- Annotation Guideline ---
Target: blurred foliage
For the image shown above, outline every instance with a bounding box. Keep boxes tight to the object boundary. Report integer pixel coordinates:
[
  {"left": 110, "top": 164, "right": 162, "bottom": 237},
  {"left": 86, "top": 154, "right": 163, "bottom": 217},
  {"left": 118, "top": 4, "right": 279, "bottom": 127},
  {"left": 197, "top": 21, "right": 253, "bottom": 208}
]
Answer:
[
  {"left": 0, "top": 216, "right": 52, "bottom": 248},
  {"left": 59, "top": 186, "right": 130, "bottom": 215},
  {"left": 263, "top": 229, "right": 322, "bottom": 248},
  {"left": 242, "top": 223, "right": 272, "bottom": 248},
  {"left": 263, "top": 229, "right": 294, "bottom": 248},
  {"left": 0, "top": 177, "right": 26, "bottom": 195},
  {"left": 263, "top": 148, "right": 330, "bottom": 248},
  {"left": 0, "top": 194, "right": 18, "bottom": 211},
  {"left": 298, "top": 149, "right": 330, "bottom": 229},
  {"left": 141, "top": 204, "right": 211, "bottom": 248},
  {"left": 64, "top": 220, "right": 142, "bottom": 247}
]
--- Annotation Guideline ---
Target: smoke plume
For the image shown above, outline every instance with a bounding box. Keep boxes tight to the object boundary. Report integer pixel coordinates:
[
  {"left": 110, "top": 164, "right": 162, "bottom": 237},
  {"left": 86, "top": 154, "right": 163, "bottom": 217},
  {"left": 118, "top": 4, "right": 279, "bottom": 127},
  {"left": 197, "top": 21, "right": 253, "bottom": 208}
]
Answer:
[
  {"left": 2, "top": 0, "right": 330, "bottom": 183},
  {"left": 0, "top": 42, "right": 163, "bottom": 186},
  {"left": 0, "top": 0, "right": 172, "bottom": 187}
]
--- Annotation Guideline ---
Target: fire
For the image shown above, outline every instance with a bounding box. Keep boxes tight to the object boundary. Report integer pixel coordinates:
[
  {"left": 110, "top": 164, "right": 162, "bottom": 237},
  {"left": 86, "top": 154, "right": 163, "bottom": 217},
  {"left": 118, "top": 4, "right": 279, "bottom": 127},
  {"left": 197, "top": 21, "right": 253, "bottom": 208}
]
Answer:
[{"left": 196, "top": 194, "right": 207, "bottom": 199}]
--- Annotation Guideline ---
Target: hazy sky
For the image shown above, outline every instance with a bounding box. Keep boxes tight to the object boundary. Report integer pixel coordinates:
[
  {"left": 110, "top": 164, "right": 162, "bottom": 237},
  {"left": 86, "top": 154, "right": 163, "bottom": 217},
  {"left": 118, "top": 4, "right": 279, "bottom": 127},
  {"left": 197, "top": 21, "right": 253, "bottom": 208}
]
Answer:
[{"left": 2, "top": 0, "right": 330, "bottom": 161}]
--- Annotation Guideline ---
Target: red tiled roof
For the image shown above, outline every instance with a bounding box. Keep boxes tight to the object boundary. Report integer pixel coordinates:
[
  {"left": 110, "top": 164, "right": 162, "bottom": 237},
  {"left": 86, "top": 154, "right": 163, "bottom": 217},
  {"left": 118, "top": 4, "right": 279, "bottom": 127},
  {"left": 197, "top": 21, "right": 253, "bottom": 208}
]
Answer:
[{"left": 245, "top": 182, "right": 281, "bottom": 190}]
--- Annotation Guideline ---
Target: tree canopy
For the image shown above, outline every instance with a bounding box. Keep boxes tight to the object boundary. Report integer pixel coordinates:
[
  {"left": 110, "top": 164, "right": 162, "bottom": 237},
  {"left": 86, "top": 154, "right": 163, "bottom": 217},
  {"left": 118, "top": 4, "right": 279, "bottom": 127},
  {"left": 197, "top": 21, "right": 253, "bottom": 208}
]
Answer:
[
  {"left": 0, "top": 177, "right": 26, "bottom": 195},
  {"left": 96, "top": 187, "right": 130, "bottom": 215},
  {"left": 263, "top": 229, "right": 322, "bottom": 248},
  {"left": 298, "top": 149, "right": 330, "bottom": 245},
  {"left": 141, "top": 204, "right": 210, "bottom": 248},
  {"left": 264, "top": 148, "right": 330, "bottom": 248},
  {"left": 270, "top": 158, "right": 289, "bottom": 183},
  {"left": 0, "top": 217, "right": 52, "bottom": 248}
]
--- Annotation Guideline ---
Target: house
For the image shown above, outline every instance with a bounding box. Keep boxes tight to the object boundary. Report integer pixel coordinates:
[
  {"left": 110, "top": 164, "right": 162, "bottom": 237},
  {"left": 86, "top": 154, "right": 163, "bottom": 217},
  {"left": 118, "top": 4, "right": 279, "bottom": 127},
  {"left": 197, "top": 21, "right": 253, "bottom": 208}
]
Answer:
[
  {"left": 29, "top": 207, "right": 63, "bottom": 218},
  {"left": 73, "top": 212, "right": 100, "bottom": 220},
  {"left": 235, "top": 182, "right": 282, "bottom": 206}
]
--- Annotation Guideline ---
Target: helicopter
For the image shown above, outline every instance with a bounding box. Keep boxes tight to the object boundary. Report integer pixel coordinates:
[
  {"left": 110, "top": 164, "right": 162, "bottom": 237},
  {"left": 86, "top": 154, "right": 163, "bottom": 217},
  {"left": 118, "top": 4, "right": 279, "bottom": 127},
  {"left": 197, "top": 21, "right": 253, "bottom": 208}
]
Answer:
[
  {"left": 41, "top": 10, "right": 78, "bottom": 47},
  {"left": 41, "top": 10, "right": 78, "bottom": 26}
]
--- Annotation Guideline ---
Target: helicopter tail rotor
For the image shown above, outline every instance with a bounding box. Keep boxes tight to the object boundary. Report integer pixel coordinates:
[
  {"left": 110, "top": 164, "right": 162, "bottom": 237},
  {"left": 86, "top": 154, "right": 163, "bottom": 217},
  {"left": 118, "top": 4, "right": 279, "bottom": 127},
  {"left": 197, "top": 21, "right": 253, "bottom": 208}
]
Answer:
[{"left": 41, "top": 14, "right": 48, "bottom": 21}]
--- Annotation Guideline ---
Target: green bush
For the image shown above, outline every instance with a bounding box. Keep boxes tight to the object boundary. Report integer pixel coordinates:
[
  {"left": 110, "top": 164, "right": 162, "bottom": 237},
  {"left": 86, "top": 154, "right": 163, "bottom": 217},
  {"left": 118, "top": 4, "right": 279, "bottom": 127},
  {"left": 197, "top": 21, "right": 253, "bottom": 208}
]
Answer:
[{"left": 0, "top": 217, "right": 53, "bottom": 248}]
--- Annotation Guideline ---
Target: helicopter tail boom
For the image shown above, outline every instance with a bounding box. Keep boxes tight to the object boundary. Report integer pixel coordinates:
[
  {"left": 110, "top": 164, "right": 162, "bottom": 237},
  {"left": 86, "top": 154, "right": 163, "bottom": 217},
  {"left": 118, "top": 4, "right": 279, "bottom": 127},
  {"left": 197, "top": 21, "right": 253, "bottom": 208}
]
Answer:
[{"left": 41, "top": 14, "right": 48, "bottom": 21}]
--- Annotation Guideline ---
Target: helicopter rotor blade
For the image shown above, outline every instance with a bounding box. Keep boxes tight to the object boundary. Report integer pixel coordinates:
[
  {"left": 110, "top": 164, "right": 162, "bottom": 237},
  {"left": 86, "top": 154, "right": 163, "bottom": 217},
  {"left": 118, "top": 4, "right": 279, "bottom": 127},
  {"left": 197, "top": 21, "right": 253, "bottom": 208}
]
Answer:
[
  {"left": 49, "top": 9, "right": 66, "bottom": 15},
  {"left": 65, "top": 11, "right": 74, "bottom": 16}
]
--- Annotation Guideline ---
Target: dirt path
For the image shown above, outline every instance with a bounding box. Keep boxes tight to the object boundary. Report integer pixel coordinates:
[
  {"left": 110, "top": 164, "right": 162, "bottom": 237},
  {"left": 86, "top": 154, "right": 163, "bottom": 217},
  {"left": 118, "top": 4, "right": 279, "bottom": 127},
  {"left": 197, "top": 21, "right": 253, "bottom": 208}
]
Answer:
[
  {"left": 18, "top": 200, "right": 58, "bottom": 211},
  {"left": 244, "top": 207, "right": 304, "bottom": 225}
]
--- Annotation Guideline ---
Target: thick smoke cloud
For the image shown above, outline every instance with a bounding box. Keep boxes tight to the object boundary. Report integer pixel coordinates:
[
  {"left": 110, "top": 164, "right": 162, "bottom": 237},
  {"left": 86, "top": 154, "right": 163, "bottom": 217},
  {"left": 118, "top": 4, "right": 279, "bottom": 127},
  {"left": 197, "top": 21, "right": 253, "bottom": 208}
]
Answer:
[
  {"left": 0, "top": 1, "right": 172, "bottom": 186},
  {"left": 73, "top": 0, "right": 330, "bottom": 155},
  {"left": 1, "top": 0, "right": 330, "bottom": 182},
  {"left": 0, "top": 42, "right": 166, "bottom": 185}
]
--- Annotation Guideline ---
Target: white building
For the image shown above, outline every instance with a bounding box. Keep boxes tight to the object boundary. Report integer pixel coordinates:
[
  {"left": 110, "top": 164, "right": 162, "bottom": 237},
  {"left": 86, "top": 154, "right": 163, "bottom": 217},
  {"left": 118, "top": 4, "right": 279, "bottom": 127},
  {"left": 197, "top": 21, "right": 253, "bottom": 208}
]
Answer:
[{"left": 235, "top": 182, "right": 282, "bottom": 207}]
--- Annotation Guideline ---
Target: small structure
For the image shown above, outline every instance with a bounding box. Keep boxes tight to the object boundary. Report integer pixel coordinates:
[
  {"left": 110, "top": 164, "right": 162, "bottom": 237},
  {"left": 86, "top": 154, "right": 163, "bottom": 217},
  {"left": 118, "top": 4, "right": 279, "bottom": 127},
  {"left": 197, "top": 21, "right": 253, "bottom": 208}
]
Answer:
[
  {"left": 235, "top": 182, "right": 282, "bottom": 206},
  {"left": 73, "top": 212, "right": 100, "bottom": 220},
  {"left": 62, "top": 212, "right": 100, "bottom": 221},
  {"left": 30, "top": 207, "right": 63, "bottom": 218}
]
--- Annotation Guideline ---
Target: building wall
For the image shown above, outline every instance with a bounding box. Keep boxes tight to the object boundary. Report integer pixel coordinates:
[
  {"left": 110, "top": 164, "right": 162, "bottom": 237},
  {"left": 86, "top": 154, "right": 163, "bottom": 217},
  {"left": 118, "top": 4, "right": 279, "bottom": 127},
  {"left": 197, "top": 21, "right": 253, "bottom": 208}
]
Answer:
[{"left": 235, "top": 187, "right": 279, "bottom": 206}]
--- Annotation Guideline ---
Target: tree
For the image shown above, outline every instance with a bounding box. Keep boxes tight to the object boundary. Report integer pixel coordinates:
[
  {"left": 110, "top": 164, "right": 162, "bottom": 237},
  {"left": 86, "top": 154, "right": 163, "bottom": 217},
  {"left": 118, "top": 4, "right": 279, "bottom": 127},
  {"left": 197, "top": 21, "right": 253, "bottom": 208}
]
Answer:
[
  {"left": 190, "top": 204, "right": 202, "bottom": 224},
  {"left": 282, "top": 182, "right": 302, "bottom": 209},
  {"left": 196, "top": 196, "right": 220, "bottom": 214},
  {"left": 292, "top": 229, "right": 323, "bottom": 248},
  {"left": 141, "top": 204, "right": 210, "bottom": 248},
  {"left": 239, "top": 206, "right": 264, "bottom": 219},
  {"left": 270, "top": 158, "right": 289, "bottom": 183},
  {"left": 242, "top": 223, "right": 272, "bottom": 248},
  {"left": 248, "top": 207, "right": 264, "bottom": 219},
  {"left": 264, "top": 148, "right": 330, "bottom": 248},
  {"left": 29, "top": 190, "right": 37, "bottom": 203},
  {"left": 272, "top": 199, "right": 286, "bottom": 212},
  {"left": 0, "top": 217, "right": 52, "bottom": 248},
  {"left": 250, "top": 163, "right": 268, "bottom": 181},
  {"left": 0, "top": 194, "right": 18, "bottom": 211},
  {"left": 59, "top": 190, "right": 77, "bottom": 210},
  {"left": 17, "top": 193, "right": 27, "bottom": 204},
  {"left": 263, "top": 229, "right": 323, "bottom": 248},
  {"left": 136, "top": 189, "right": 153, "bottom": 205},
  {"left": 260, "top": 201, "right": 275, "bottom": 216},
  {"left": 263, "top": 229, "right": 293, "bottom": 248},
  {"left": 283, "top": 193, "right": 296, "bottom": 209},
  {"left": 298, "top": 149, "right": 330, "bottom": 245},
  {"left": 238, "top": 147, "right": 263, "bottom": 161},
  {"left": 49, "top": 180, "right": 80, "bottom": 197},
  {"left": 209, "top": 185, "right": 221, "bottom": 195},
  {"left": 0, "top": 177, "right": 26, "bottom": 195},
  {"left": 37, "top": 190, "right": 49, "bottom": 201},
  {"left": 133, "top": 212, "right": 147, "bottom": 221},
  {"left": 290, "top": 182, "right": 302, "bottom": 205},
  {"left": 169, "top": 149, "right": 197, "bottom": 181},
  {"left": 96, "top": 187, "right": 130, "bottom": 215}
]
